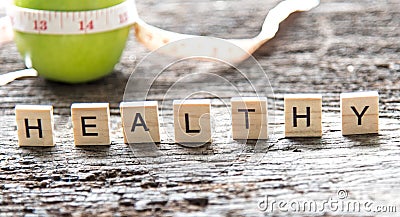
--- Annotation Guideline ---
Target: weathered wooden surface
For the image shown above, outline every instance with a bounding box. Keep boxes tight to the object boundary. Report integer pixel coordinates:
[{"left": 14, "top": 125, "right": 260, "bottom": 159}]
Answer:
[{"left": 1, "top": 0, "right": 400, "bottom": 216}]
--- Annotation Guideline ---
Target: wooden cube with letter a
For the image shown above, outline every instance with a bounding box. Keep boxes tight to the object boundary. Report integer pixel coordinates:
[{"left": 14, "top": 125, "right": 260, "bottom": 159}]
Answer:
[
  {"left": 173, "top": 99, "right": 211, "bottom": 144},
  {"left": 15, "top": 105, "right": 55, "bottom": 147},
  {"left": 340, "top": 91, "right": 379, "bottom": 135},
  {"left": 284, "top": 94, "right": 322, "bottom": 137},
  {"left": 231, "top": 97, "right": 268, "bottom": 139},
  {"left": 71, "top": 103, "right": 110, "bottom": 146},
  {"left": 120, "top": 101, "right": 160, "bottom": 143}
]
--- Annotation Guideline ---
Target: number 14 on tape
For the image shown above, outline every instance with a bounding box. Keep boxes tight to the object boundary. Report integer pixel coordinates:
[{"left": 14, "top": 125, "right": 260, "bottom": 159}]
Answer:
[{"left": 7, "top": 0, "right": 137, "bottom": 35}]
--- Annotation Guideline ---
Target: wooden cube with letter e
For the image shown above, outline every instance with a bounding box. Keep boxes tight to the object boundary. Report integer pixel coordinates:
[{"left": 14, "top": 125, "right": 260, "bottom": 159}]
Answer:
[{"left": 71, "top": 103, "right": 110, "bottom": 146}]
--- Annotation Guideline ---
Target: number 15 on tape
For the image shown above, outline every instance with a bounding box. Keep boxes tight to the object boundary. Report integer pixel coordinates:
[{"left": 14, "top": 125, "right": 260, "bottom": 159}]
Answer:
[{"left": 7, "top": 0, "right": 138, "bottom": 35}]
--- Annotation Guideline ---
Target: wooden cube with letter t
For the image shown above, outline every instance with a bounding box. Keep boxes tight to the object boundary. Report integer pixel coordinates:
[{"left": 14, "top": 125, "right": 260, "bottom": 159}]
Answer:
[
  {"left": 120, "top": 101, "right": 160, "bottom": 143},
  {"left": 340, "top": 91, "right": 379, "bottom": 135},
  {"left": 284, "top": 94, "right": 322, "bottom": 137},
  {"left": 231, "top": 97, "right": 268, "bottom": 139},
  {"left": 173, "top": 99, "right": 211, "bottom": 144},
  {"left": 15, "top": 105, "right": 55, "bottom": 146},
  {"left": 71, "top": 103, "right": 110, "bottom": 146}
]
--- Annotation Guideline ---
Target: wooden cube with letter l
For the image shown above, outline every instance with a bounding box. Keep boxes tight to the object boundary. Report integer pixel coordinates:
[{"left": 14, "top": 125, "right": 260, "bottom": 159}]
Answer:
[
  {"left": 340, "top": 91, "right": 379, "bottom": 135},
  {"left": 120, "top": 101, "right": 160, "bottom": 144},
  {"left": 284, "top": 94, "right": 322, "bottom": 137},
  {"left": 231, "top": 97, "right": 268, "bottom": 139},
  {"left": 173, "top": 99, "right": 211, "bottom": 144},
  {"left": 15, "top": 105, "right": 55, "bottom": 147},
  {"left": 71, "top": 103, "right": 110, "bottom": 146}
]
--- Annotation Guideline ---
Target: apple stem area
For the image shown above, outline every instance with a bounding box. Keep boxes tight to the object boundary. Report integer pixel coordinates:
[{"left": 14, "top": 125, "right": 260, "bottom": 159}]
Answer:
[{"left": 1, "top": 0, "right": 400, "bottom": 216}]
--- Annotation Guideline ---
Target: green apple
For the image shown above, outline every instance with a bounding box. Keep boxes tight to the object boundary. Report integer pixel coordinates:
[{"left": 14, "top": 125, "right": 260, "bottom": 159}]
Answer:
[{"left": 13, "top": 0, "right": 131, "bottom": 83}]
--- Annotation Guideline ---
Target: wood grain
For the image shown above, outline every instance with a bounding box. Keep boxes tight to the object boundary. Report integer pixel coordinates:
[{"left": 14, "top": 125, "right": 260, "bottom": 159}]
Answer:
[{"left": 1, "top": 0, "right": 400, "bottom": 216}]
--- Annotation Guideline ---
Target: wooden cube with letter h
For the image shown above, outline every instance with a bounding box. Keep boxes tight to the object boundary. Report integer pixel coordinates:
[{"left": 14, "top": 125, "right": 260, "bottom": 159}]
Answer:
[
  {"left": 284, "top": 94, "right": 322, "bottom": 137},
  {"left": 231, "top": 97, "right": 268, "bottom": 139},
  {"left": 15, "top": 105, "right": 55, "bottom": 146},
  {"left": 173, "top": 99, "right": 211, "bottom": 144},
  {"left": 71, "top": 103, "right": 110, "bottom": 146},
  {"left": 340, "top": 91, "right": 379, "bottom": 135},
  {"left": 120, "top": 101, "right": 160, "bottom": 143}
]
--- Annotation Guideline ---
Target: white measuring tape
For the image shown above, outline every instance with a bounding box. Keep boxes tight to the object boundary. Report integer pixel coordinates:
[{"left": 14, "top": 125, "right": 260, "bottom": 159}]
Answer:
[
  {"left": 0, "top": 0, "right": 320, "bottom": 85},
  {"left": 6, "top": 0, "right": 138, "bottom": 35}
]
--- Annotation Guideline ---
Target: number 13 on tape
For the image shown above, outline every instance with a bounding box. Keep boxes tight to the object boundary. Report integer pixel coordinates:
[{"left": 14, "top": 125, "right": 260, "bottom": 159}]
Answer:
[{"left": 7, "top": 0, "right": 138, "bottom": 35}]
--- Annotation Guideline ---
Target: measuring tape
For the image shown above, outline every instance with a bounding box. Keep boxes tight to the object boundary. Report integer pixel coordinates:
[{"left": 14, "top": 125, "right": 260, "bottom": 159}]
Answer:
[
  {"left": 0, "top": 0, "right": 320, "bottom": 85},
  {"left": 6, "top": 0, "right": 138, "bottom": 35}
]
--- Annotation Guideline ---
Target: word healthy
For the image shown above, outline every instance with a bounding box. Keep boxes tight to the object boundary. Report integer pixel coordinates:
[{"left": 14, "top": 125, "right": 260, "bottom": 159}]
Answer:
[{"left": 14, "top": 91, "right": 379, "bottom": 147}]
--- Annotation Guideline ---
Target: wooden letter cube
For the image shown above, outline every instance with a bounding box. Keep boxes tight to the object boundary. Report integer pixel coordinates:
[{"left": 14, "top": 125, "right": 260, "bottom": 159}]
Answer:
[
  {"left": 71, "top": 103, "right": 110, "bottom": 146},
  {"left": 231, "top": 97, "right": 268, "bottom": 139},
  {"left": 173, "top": 99, "right": 211, "bottom": 144},
  {"left": 284, "top": 94, "right": 322, "bottom": 137},
  {"left": 120, "top": 101, "right": 160, "bottom": 143},
  {"left": 340, "top": 91, "right": 379, "bottom": 135},
  {"left": 15, "top": 105, "right": 54, "bottom": 147}
]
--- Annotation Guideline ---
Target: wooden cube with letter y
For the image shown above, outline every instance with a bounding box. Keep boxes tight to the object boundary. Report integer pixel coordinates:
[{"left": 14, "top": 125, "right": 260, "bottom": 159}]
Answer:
[
  {"left": 231, "top": 97, "right": 268, "bottom": 139},
  {"left": 340, "top": 91, "right": 379, "bottom": 135},
  {"left": 284, "top": 94, "right": 322, "bottom": 137},
  {"left": 71, "top": 103, "right": 110, "bottom": 146},
  {"left": 15, "top": 105, "right": 55, "bottom": 147},
  {"left": 120, "top": 101, "right": 160, "bottom": 144},
  {"left": 173, "top": 99, "right": 211, "bottom": 144}
]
